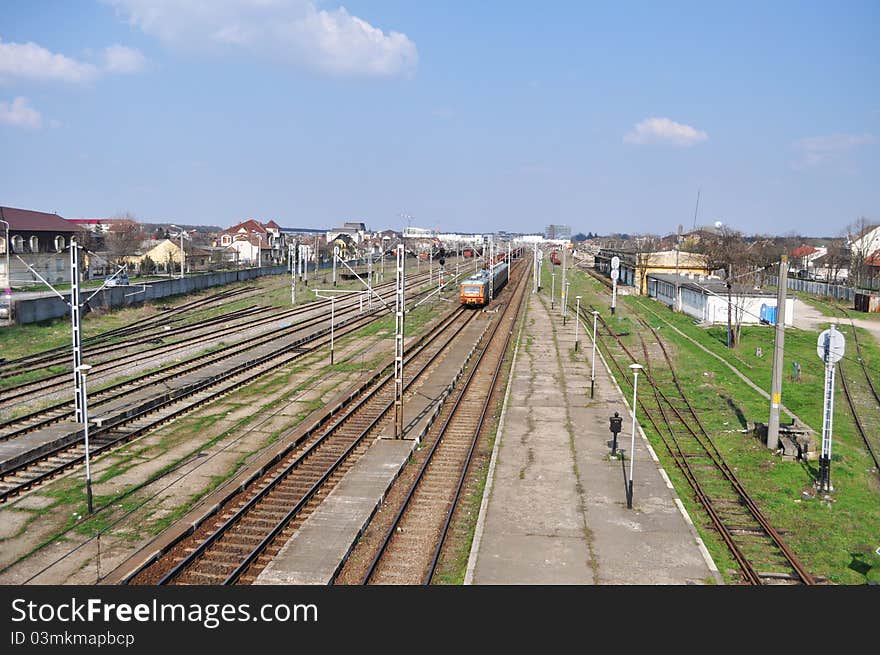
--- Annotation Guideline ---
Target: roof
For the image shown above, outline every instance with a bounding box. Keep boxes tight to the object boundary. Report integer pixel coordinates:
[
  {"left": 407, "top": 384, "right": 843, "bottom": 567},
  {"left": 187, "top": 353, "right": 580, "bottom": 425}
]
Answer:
[
  {"left": 222, "top": 219, "right": 267, "bottom": 236},
  {"left": 0, "top": 206, "right": 79, "bottom": 232},
  {"left": 791, "top": 244, "right": 818, "bottom": 258},
  {"left": 647, "top": 272, "right": 775, "bottom": 297},
  {"left": 265, "top": 220, "right": 280, "bottom": 229}
]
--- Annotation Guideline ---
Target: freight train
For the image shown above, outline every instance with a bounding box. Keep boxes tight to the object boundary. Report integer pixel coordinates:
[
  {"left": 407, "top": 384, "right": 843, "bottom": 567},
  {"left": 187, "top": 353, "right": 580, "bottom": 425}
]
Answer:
[{"left": 459, "top": 261, "right": 509, "bottom": 306}]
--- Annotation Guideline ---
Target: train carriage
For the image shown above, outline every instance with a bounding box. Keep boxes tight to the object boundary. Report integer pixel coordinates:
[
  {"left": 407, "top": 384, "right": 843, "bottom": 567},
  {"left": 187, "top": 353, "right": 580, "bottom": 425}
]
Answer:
[{"left": 460, "top": 261, "right": 509, "bottom": 306}]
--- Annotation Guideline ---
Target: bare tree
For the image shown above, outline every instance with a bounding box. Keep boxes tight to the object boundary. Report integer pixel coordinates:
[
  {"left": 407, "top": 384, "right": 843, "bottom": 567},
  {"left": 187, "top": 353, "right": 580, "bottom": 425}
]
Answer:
[
  {"left": 629, "top": 234, "right": 660, "bottom": 295},
  {"left": 846, "top": 217, "right": 876, "bottom": 288},
  {"left": 106, "top": 215, "right": 145, "bottom": 267}
]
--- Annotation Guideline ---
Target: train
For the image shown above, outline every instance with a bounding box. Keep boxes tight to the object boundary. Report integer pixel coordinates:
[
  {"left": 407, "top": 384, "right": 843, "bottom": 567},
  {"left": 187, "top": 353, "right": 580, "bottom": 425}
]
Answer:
[
  {"left": 459, "top": 261, "right": 509, "bottom": 306},
  {"left": 550, "top": 250, "right": 561, "bottom": 266}
]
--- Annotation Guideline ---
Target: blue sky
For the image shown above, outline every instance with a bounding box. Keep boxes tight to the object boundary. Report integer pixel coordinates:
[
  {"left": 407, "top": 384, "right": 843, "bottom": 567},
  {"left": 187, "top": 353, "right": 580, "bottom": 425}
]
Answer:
[{"left": 0, "top": 1, "right": 877, "bottom": 237}]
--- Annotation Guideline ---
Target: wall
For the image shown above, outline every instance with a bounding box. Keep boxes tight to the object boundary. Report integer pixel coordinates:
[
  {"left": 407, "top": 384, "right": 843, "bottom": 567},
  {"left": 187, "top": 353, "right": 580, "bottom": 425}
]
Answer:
[{"left": 11, "top": 266, "right": 286, "bottom": 325}]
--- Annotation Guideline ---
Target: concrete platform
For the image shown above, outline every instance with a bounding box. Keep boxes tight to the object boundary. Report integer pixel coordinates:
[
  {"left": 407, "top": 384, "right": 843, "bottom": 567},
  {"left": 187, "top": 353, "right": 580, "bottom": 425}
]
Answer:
[
  {"left": 466, "top": 293, "right": 721, "bottom": 585},
  {"left": 255, "top": 313, "right": 491, "bottom": 584}
]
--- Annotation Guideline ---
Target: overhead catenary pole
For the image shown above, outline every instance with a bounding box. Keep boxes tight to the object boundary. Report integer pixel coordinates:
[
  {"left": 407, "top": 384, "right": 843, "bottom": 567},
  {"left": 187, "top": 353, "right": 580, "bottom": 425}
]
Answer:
[
  {"left": 767, "top": 255, "right": 789, "bottom": 450},
  {"left": 333, "top": 246, "right": 338, "bottom": 286},
  {"left": 70, "top": 239, "right": 85, "bottom": 423},
  {"left": 551, "top": 271, "right": 556, "bottom": 309},
  {"left": 290, "top": 242, "right": 296, "bottom": 305},
  {"left": 574, "top": 296, "right": 581, "bottom": 351},
  {"left": 393, "top": 244, "right": 406, "bottom": 439}
]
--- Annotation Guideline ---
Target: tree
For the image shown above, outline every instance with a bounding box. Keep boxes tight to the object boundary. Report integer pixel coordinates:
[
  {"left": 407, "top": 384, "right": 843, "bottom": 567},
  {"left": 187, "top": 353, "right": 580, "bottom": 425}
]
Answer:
[
  {"left": 845, "top": 217, "right": 876, "bottom": 288},
  {"left": 629, "top": 234, "right": 660, "bottom": 295},
  {"left": 141, "top": 255, "right": 155, "bottom": 275},
  {"left": 106, "top": 214, "right": 145, "bottom": 267}
]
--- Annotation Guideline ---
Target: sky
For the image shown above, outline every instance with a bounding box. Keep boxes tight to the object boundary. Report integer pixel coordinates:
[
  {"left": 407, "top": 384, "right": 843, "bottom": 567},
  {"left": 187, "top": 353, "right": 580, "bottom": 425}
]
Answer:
[{"left": 0, "top": 1, "right": 877, "bottom": 237}]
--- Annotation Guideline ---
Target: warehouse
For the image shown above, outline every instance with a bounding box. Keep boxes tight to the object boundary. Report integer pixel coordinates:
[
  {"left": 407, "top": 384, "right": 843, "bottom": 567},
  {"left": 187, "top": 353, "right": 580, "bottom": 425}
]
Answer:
[{"left": 646, "top": 272, "right": 794, "bottom": 326}]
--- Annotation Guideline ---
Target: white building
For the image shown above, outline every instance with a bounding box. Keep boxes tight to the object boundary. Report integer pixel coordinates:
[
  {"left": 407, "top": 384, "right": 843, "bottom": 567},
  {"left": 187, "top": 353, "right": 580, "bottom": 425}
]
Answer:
[{"left": 647, "top": 273, "right": 794, "bottom": 326}]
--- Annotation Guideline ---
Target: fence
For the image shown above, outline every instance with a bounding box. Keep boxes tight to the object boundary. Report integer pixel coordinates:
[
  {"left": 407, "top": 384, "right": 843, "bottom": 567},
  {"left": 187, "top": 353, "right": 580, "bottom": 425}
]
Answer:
[
  {"left": 766, "top": 275, "right": 858, "bottom": 302},
  {"left": 11, "top": 265, "right": 287, "bottom": 325}
]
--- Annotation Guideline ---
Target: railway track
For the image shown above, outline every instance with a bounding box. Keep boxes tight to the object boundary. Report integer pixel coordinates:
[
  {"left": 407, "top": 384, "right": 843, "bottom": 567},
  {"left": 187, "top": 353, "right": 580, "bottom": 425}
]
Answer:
[
  {"left": 0, "top": 274, "right": 447, "bottom": 503},
  {"left": 580, "top": 303, "right": 814, "bottom": 584},
  {"left": 356, "top": 259, "right": 529, "bottom": 585},
  {"left": 0, "top": 272, "right": 431, "bottom": 405},
  {"left": 819, "top": 307, "right": 880, "bottom": 474},
  {"left": 125, "top": 305, "right": 479, "bottom": 585},
  {"left": 0, "top": 286, "right": 258, "bottom": 378},
  {"left": 0, "top": 278, "right": 415, "bottom": 432}
]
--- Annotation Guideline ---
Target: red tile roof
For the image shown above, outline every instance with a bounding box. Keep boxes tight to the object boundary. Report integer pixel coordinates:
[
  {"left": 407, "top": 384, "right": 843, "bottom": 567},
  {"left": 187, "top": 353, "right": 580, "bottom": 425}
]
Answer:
[{"left": 0, "top": 206, "right": 80, "bottom": 232}]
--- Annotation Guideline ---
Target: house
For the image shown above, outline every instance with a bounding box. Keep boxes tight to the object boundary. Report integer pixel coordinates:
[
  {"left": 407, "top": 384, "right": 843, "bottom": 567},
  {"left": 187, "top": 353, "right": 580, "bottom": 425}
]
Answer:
[
  {"left": 125, "top": 239, "right": 213, "bottom": 274},
  {"left": 0, "top": 205, "right": 81, "bottom": 287},
  {"left": 216, "top": 219, "right": 284, "bottom": 264},
  {"left": 326, "top": 221, "right": 368, "bottom": 246}
]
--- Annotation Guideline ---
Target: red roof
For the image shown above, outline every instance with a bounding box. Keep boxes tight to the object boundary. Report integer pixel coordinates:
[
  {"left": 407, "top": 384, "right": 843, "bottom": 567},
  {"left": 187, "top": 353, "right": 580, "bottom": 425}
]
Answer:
[
  {"left": 222, "top": 219, "right": 268, "bottom": 236},
  {"left": 866, "top": 249, "right": 880, "bottom": 266},
  {"left": 790, "top": 244, "right": 818, "bottom": 258},
  {"left": 265, "top": 220, "right": 280, "bottom": 229},
  {"left": 0, "top": 206, "right": 80, "bottom": 232}
]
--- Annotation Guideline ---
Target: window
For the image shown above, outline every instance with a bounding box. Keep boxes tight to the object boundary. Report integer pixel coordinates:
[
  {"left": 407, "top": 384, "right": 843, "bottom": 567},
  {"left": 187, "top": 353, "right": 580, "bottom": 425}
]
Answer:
[
  {"left": 56, "top": 257, "right": 64, "bottom": 271},
  {"left": 11, "top": 235, "right": 23, "bottom": 253},
  {"left": 221, "top": 235, "right": 231, "bottom": 246},
  {"left": 0, "top": 236, "right": 5, "bottom": 254},
  {"left": 55, "top": 235, "right": 66, "bottom": 252},
  {"left": 30, "top": 236, "right": 39, "bottom": 253}
]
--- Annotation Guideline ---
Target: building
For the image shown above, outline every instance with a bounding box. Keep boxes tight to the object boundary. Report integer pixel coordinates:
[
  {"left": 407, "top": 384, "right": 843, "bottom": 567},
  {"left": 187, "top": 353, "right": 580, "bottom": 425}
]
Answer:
[
  {"left": 0, "top": 206, "right": 81, "bottom": 287},
  {"left": 595, "top": 247, "right": 710, "bottom": 294},
  {"left": 646, "top": 272, "right": 794, "bottom": 326},
  {"left": 327, "top": 221, "right": 369, "bottom": 245},
  {"left": 216, "top": 219, "right": 284, "bottom": 265},
  {"left": 545, "top": 224, "right": 571, "bottom": 240}
]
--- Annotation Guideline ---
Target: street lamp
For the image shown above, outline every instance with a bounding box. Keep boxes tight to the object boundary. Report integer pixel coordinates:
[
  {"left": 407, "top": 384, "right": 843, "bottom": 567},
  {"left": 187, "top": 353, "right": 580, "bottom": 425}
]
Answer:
[
  {"left": 574, "top": 296, "right": 582, "bottom": 351},
  {"left": 627, "top": 363, "right": 644, "bottom": 509},
  {"left": 590, "top": 311, "right": 599, "bottom": 398},
  {"left": 76, "top": 363, "right": 95, "bottom": 514},
  {"left": 169, "top": 225, "right": 185, "bottom": 279}
]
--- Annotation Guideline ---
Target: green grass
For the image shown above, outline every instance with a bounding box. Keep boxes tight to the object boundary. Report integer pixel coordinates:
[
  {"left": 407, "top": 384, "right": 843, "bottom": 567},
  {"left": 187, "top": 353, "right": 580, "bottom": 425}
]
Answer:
[{"left": 543, "top": 263, "right": 880, "bottom": 584}]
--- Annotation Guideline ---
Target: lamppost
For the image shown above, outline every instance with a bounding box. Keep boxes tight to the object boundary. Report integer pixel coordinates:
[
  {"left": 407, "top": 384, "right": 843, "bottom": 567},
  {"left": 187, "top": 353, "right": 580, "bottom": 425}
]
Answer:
[
  {"left": 590, "top": 310, "right": 599, "bottom": 398},
  {"left": 76, "top": 363, "right": 95, "bottom": 514},
  {"left": 627, "top": 363, "right": 644, "bottom": 509},
  {"left": 574, "top": 296, "right": 582, "bottom": 351},
  {"left": 551, "top": 271, "right": 556, "bottom": 310},
  {"left": 169, "top": 225, "right": 185, "bottom": 279}
]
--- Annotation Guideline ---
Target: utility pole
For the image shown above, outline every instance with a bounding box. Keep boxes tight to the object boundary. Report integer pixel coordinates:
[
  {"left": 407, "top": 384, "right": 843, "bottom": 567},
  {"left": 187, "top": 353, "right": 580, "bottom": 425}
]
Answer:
[
  {"left": 393, "top": 244, "right": 405, "bottom": 439},
  {"left": 767, "top": 255, "right": 789, "bottom": 451},
  {"left": 726, "top": 266, "right": 733, "bottom": 349},
  {"left": 71, "top": 239, "right": 85, "bottom": 423}
]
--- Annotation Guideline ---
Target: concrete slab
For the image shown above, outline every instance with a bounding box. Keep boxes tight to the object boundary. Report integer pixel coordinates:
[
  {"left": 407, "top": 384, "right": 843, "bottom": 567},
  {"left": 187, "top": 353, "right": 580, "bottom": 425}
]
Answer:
[
  {"left": 255, "top": 440, "right": 416, "bottom": 584},
  {"left": 467, "top": 293, "right": 721, "bottom": 585}
]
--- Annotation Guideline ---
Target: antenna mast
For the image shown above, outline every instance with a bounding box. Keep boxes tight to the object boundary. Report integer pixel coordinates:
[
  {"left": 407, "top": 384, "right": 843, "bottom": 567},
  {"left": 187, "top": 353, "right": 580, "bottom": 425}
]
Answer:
[{"left": 692, "top": 188, "right": 701, "bottom": 230}]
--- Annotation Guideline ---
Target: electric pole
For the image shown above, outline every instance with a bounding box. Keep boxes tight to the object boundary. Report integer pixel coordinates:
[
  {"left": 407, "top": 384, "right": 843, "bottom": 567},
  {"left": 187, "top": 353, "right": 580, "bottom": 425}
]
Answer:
[{"left": 767, "top": 255, "right": 789, "bottom": 450}]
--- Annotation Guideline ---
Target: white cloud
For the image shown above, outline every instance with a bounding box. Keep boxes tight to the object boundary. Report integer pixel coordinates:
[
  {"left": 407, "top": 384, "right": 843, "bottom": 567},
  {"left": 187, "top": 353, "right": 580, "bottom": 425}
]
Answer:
[
  {"left": 0, "top": 96, "right": 42, "bottom": 129},
  {"left": 0, "top": 38, "right": 98, "bottom": 83},
  {"left": 792, "top": 133, "right": 876, "bottom": 168},
  {"left": 105, "top": 0, "right": 418, "bottom": 78},
  {"left": 102, "top": 44, "right": 148, "bottom": 74},
  {"left": 624, "top": 117, "right": 708, "bottom": 147},
  {"left": 0, "top": 38, "right": 147, "bottom": 84}
]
